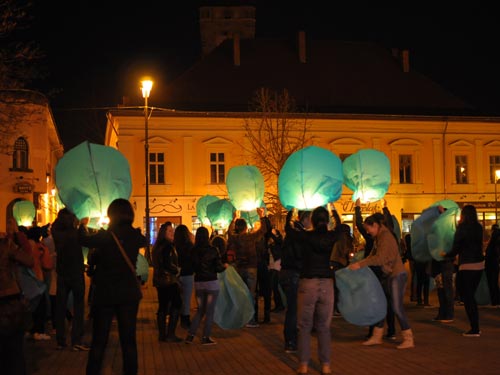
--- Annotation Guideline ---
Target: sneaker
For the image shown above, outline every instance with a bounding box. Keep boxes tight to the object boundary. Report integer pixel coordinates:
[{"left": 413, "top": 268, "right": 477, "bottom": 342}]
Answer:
[
  {"left": 384, "top": 333, "right": 396, "bottom": 341},
  {"left": 72, "top": 344, "right": 90, "bottom": 351},
  {"left": 462, "top": 330, "right": 481, "bottom": 337},
  {"left": 284, "top": 344, "right": 297, "bottom": 354},
  {"left": 201, "top": 336, "right": 217, "bottom": 345},
  {"left": 184, "top": 334, "right": 195, "bottom": 344},
  {"left": 33, "top": 333, "right": 51, "bottom": 341},
  {"left": 245, "top": 321, "right": 260, "bottom": 328},
  {"left": 423, "top": 303, "right": 433, "bottom": 309}
]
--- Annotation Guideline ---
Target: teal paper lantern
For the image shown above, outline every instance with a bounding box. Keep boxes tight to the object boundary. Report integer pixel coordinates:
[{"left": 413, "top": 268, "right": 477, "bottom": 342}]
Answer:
[
  {"left": 196, "top": 195, "right": 219, "bottom": 226},
  {"left": 55, "top": 141, "right": 132, "bottom": 227},
  {"left": 428, "top": 206, "right": 460, "bottom": 261},
  {"left": 206, "top": 199, "right": 235, "bottom": 230},
  {"left": 226, "top": 165, "right": 265, "bottom": 211},
  {"left": 13, "top": 200, "right": 36, "bottom": 227},
  {"left": 136, "top": 253, "right": 150, "bottom": 283},
  {"left": 410, "top": 206, "right": 439, "bottom": 263},
  {"left": 278, "top": 146, "right": 343, "bottom": 210},
  {"left": 343, "top": 149, "right": 391, "bottom": 203}
]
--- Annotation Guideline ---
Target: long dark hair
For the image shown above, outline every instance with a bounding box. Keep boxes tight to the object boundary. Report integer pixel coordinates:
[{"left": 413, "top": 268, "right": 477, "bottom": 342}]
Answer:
[
  {"left": 174, "top": 224, "right": 193, "bottom": 250},
  {"left": 194, "top": 226, "right": 210, "bottom": 247},
  {"left": 152, "top": 221, "right": 173, "bottom": 251},
  {"left": 363, "top": 212, "right": 386, "bottom": 227},
  {"left": 311, "top": 206, "right": 329, "bottom": 232},
  {"left": 459, "top": 204, "right": 479, "bottom": 226},
  {"left": 107, "top": 198, "right": 134, "bottom": 226}
]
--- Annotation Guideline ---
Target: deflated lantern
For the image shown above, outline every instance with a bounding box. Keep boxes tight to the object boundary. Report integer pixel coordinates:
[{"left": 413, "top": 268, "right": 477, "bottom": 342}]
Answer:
[
  {"left": 206, "top": 199, "right": 235, "bottom": 230},
  {"left": 13, "top": 200, "right": 36, "bottom": 227},
  {"left": 278, "top": 146, "right": 343, "bottom": 210},
  {"left": 196, "top": 195, "right": 219, "bottom": 226},
  {"left": 55, "top": 141, "right": 132, "bottom": 228},
  {"left": 343, "top": 149, "right": 391, "bottom": 203},
  {"left": 226, "top": 165, "right": 265, "bottom": 211}
]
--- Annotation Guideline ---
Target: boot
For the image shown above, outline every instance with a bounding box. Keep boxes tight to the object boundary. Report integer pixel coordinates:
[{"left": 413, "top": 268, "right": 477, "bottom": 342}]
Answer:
[
  {"left": 157, "top": 312, "right": 167, "bottom": 342},
  {"left": 397, "top": 329, "right": 415, "bottom": 349},
  {"left": 362, "top": 326, "right": 383, "bottom": 346},
  {"left": 165, "top": 311, "right": 182, "bottom": 342},
  {"left": 180, "top": 314, "right": 191, "bottom": 329}
]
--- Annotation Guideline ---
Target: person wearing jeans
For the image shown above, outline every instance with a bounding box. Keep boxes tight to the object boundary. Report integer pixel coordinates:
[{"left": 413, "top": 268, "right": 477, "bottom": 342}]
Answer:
[{"left": 185, "top": 227, "right": 226, "bottom": 345}]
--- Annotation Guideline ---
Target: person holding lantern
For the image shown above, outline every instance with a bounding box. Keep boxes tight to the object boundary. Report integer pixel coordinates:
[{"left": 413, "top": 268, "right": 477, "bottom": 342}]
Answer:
[
  {"left": 349, "top": 212, "right": 414, "bottom": 349},
  {"left": 227, "top": 207, "right": 267, "bottom": 328}
]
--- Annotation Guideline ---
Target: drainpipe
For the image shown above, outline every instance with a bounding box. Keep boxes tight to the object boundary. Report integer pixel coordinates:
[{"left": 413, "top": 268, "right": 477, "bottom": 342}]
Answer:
[{"left": 442, "top": 119, "right": 448, "bottom": 198}]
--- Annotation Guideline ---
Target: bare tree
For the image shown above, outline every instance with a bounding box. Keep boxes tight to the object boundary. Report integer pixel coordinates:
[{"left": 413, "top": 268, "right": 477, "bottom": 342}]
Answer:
[
  {"left": 0, "top": 0, "right": 44, "bottom": 89},
  {"left": 241, "top": 88, "right": 313, "bottom": 226}
]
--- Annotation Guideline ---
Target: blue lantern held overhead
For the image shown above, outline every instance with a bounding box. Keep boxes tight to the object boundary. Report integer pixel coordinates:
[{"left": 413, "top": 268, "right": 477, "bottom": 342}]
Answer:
[
  {"left": 13, "top": 200, "right": 36, "bottom": 227},
  {"left": 196, "top": 195, "right": 219, "bottom": 226},
  {"left": 278, "top": 145, "right": 343, "bottom": 210},
  {"left": 343, "top": 149, "right": 391, "bottom": 203},
  {"left": 55, "top": 141, "right": 132, "bottom": 227},
  {"left": 410, "top": 205, "right": 440, "bottom": 263},
  {"left": 226, "top": 165, "right": 265, "bottom": 211},
  {"left": 206, "top": 199, "right": 235, "bottom": 230}
]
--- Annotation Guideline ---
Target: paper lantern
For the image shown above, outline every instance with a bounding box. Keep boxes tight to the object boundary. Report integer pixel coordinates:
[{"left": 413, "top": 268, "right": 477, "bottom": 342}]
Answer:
[
  {"left": 343, "top": 149, "right": 391, "bottom": 203},
  {"left": 206, "top": 199, "right": 235, "bottom": 230},
  {"left": 196, "top": 195, "right": 219, "bottom": 226},
  {"left": 278, "top": 146, "right": 343, "bottom": 210},
  {"left": 428, "top": 206, "right": 460, "bottom": 261},
  {"left": 335, "top": 267, "right": 387, "bottom": 326},
  {"left": 13, "top": 200, "right": 36, "bottom": 227},
  {"left": 410, "top": 206, "right": 439, "bottom": 263},
  {"left": 226, "top": 165, "right": 265, "bottom": 211},
  {"left": 136, "top": 253, "right": 149, "bottom": 283},
  {"left": 55, "top": 141, "right": 132, "bottom": 227}
]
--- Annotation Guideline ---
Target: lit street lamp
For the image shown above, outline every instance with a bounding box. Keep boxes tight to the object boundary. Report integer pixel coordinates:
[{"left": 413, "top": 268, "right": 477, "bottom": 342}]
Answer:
[
  {"left": 141, "top": 79, "right": 153, "bottom": 262},
  {"left": 495, "top": 169, "right": 500, "bottom": 225}
]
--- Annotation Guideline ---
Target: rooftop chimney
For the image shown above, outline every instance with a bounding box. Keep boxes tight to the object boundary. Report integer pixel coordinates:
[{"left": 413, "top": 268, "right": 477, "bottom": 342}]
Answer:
[
  {"left": 233, "top": 33, "right": 240, "bottom": 66},
  {"left": 298, "top": 31, "right": 306, "bottom": 63}
]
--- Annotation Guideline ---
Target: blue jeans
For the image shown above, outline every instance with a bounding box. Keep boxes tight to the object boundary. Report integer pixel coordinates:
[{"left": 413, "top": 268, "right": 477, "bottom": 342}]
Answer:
[
  {"left": 237, "top": 267, "right": 258, "bottom": 323},
  {"left": 179, "top": 275, "right": 194, "bottom": 316},
  {"left": 189, "top": 288, "right": 219, "bottom": 338},
  {"left": 377, "top": 272, "right": 410, "bottom": 331},
  {"left": 297, "top": 278, "right": 334, "bottom": 365},
  {"left": 87, "top": 302, "right": 139, "bottom": 375},
  {"left": 279, "top": 269, "right": 299, "bottom": 346}
]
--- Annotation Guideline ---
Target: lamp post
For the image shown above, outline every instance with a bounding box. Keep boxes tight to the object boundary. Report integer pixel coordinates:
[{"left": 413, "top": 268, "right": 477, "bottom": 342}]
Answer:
[
  {"left": 495, "top": 169, "right": 500, "bottom": 225},
  {"left": 141, "top": 79, "right": 153, "bottom": 262}
]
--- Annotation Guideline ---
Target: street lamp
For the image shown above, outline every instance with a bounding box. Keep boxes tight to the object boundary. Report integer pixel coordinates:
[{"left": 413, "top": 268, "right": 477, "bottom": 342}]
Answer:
[
  {"left": 495, "top": 169, "right": 500, "bottom": 225},
  {"left": 141, "top": 79, "right": 153, "bottom": 262}
]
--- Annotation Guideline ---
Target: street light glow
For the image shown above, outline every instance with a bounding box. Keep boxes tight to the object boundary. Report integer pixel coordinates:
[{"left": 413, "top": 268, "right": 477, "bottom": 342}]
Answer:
[{"left": 141, "top": 80, "right": 153, "bottom": 98}]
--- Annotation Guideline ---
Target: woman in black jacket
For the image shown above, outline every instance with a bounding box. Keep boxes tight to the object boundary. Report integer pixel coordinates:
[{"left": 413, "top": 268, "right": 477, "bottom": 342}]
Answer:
[
  {"left": 79, "top": 198, "right": 146, "bottom": 375},
  {"left": 444, "top": 204, "right": 484, "bottom": 337},
  {"left": 184, "top": 226, "right": 226, "bottom": 345}
]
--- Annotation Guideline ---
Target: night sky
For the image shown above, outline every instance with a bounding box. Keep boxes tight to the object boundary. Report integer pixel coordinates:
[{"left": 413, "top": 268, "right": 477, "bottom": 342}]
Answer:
[{"left": 25, "top": 2, "right": 500, "bottom": 150}]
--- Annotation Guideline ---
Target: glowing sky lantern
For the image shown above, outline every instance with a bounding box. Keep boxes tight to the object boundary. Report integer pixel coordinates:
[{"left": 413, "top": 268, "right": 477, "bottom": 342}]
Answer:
[
  {"left": 13, "top": 200, "right": 36, "bottom": 227},
  {"left": 428, "top": 206, "right": 460, "bottom": 260},
  {"left": 206, "top": 199, "right": 235, "bottom": 230},
  {"left": 343, "top": 149, "right": 391, "bottom": 203},
  {"left": 196, "top": 195, "right": 219, "bottom": 226},
  {"left": 55, "top": 141, "right": 132, "bottom": 228},
  {"left": 226, "top": 165, "right": 265, "bottom": 211},
  {"left": 278, "top": 146, "right": 343, "bottom": 210}
]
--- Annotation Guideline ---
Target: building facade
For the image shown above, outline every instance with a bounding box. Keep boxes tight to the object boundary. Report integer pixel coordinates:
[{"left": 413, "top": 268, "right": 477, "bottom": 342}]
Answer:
[{"left": 0, "top": 90, "right": 64, "bottom": 230}]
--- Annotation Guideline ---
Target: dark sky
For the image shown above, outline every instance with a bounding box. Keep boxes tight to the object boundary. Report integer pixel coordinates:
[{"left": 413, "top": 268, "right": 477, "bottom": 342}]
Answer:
[{"left": 26, "top": 2, "right": 500, "bottom": 150}]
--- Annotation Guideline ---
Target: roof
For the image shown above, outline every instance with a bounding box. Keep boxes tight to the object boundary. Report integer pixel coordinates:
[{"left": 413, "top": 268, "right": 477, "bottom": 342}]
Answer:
[{"left": 162, "top": 38, "right": 474, "bottom": 115}]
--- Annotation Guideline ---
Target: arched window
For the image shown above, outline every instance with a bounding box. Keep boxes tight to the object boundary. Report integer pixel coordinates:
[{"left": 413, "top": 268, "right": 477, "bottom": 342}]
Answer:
[{"left": 12, "top": 137, "right": 29, "bottom": 170}]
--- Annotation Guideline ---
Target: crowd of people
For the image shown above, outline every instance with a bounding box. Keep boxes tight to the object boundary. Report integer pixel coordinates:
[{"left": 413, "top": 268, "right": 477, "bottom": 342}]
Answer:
[{"left": 1, "top": 198, "right": 499, "bottom": 375}]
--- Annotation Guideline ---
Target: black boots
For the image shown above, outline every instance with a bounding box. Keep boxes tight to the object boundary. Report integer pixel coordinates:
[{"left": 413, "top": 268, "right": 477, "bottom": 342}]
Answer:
[
  {"left": 157, "top": 312, "right": 167, "bottom": 342},
  {"left": 180, "top": 314, "right": 191, "bottom": 329},
  {"left": 165, "top": 310, "right": 182, "bottom": 343}
]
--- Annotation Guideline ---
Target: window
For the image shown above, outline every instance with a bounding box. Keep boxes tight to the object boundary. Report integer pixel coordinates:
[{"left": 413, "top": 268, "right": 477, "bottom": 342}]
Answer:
[
  {"left": 12, "top": 137, "right": 29, "bottom": 170},
  {"left": 210, "top": 152, "right": 225, "bottom": 184},
  {"left": 149, "top": 152, "right": 165, "bottom": 184},
  {"left": 399, "top": 154, "right": 412, "bottom": 183},
  {"left": 455, "top": 155, "right": 468, "bottom": 184},
  {"left": 490, "top": 155, "right": 500, "bottom": 183}
]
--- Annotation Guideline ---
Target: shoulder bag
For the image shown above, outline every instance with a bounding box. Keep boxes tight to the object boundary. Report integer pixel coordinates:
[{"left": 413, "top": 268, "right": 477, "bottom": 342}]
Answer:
[{"left": 109, "top": 231, "right": 143, "bottom": 299}]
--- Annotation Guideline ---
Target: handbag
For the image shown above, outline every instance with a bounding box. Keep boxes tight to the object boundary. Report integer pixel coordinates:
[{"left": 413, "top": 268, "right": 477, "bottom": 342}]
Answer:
[
  {"left": 157, "top": 270, "right": 179, "bottom": 288},
  {"left": 109, "top": 231, "right": 143, "bottom": 300}
]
